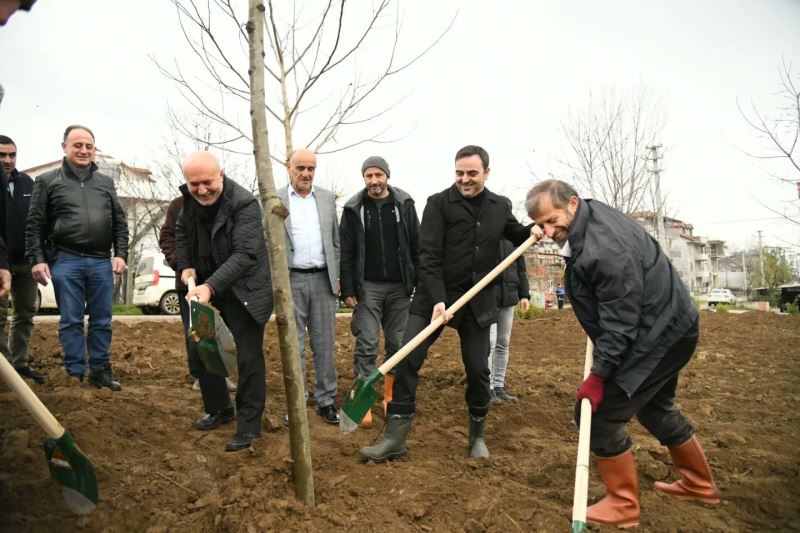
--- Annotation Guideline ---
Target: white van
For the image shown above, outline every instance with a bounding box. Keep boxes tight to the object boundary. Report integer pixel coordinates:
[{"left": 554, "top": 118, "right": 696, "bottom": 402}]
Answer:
[{"left": 132, "top": 253, "right": 180, "bottom": 315}]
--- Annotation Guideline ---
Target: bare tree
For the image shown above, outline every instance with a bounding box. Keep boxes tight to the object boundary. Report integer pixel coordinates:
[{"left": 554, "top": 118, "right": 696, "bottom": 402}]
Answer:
[
  {"left": 155, "top": 0, "right": 454, "bottom": 164},
  {"left": 247, "top": 0, "right": 314, "bottom": 505},
  {"left": 559, "top": 86, "right": 664, "bottom": 214},
  {"left": 738, "top": 58, "right": 800, "bottom": 227}
]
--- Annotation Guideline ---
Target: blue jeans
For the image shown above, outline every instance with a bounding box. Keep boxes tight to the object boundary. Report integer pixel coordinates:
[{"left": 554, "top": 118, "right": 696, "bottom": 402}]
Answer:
[
  {"left": 50, "top": 251, "right": 114, "bottom": 375},
  {"left": 488, "top": 305, "right": 515, "bottom": 388}
]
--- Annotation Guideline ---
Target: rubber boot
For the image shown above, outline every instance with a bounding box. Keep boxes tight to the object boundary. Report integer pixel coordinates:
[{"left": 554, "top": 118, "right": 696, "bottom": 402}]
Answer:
[
  {"left": 359, "top": 409, "right": 373, "bottom": 428},
  {"left": 586, "top": 450, "right": 640, "bottom": 529},
  {"left": 382, "top": 374, "right": 394, "bottom": 416},
  {"left": 654, "top": 435, "right": 721, "bottom": 504},
  {"left": 468, "top": 415, "right": 490, "bottom": 459},
  {"left": 358, "top": 416, "right": 412, "bottom": 463}
]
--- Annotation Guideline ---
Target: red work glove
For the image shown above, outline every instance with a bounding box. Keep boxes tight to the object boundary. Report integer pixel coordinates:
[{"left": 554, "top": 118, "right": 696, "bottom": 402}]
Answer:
[{"left": 576, "top": 373, "right": 606, "bottom": 414}]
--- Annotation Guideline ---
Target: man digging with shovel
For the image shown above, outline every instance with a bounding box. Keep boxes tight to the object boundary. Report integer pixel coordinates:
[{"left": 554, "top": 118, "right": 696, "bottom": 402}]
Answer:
[
  {"left": 176, "top": 151, "right": 274, "bottom": 453},
  {"left": 527, "top": 179, "right": 720, "bottom": 528},
  {"left": 359, "top": 145, "right": 543, "bottom": 463}
]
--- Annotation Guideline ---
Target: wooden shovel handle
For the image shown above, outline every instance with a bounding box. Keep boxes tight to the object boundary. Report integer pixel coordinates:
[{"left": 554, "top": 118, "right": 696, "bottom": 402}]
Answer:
[
  {"left": 572, "top": 337, "right": 594, "bottom": 527},
  {"left": 376, "top": 234, "right": 538, "bottom": 376},
  {"left": 0, "top": 353, "right": 64, "bottom": 439}
]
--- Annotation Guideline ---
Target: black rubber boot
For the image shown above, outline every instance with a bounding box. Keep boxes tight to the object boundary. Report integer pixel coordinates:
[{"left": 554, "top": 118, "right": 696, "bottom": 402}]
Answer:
[
  {"left": 468, "top": 415, "right": 490, "bottom": 459},
  {"left": 358, "top": 416, "right": 413, "bottom": 463}
]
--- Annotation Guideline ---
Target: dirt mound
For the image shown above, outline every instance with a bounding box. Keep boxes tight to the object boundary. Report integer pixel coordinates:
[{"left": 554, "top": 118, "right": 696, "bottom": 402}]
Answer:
[{"left": 1, "top": 310, "right": 798, "bottom": 531}]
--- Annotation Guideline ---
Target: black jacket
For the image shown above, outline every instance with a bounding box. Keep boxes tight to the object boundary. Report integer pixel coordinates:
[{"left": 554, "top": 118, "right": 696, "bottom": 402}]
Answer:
[
  {"left": 564, "top": 198, "right": 698, "bottom": 396},
  {"left": 1, "top": 169, "right": 34, "bottom": 265},
  {"left": 175, "top": 177, "right": 274, "bottom": 325},
  {"left": 340, "top": 186, "right": 420, "bottom": 297},
  {"left": 410, "top": 185, "right": 531, "bottom": 328},
  {"left": 494, "top": 239, "right": 530, "bottom": 308},
  {"left": 0, "top": 165, "right": 8, "bottom": 269},
  {"left": 25, "top": 159, "right": 128, "bottom": 264}
]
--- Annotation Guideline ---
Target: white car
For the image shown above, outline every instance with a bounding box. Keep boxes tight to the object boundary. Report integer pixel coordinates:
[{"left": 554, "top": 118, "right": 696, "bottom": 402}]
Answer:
[
  {"left": 132, "top": 253, "right": 180, "bottom": 315},
  {"left": 708, "top": 288, "right": 736, "bottom": 307}
]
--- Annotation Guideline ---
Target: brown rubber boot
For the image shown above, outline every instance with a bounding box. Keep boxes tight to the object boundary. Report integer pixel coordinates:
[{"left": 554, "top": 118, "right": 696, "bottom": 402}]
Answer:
[
  {"left": 654, "top": 435, "right": 721, "bottom": 504},
  {"left": 587, "top": 450, "right": 640, "bottom": 529},
  {"left": 382, "top": 374, "right": 394, "bottom": 416}
]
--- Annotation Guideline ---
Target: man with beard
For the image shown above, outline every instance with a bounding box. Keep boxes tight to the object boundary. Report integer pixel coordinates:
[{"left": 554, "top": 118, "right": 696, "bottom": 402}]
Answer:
[
  {"left": 525, "top": 179, "right": 719, "bottom": 528},
  {"left": 340, "top": 156, "right": 420, "bottom": 427},
  {"left": 176, "top": 151, "right": 273, "bottom": 452},
  {"left": 359, "top": 145, "right": 542, "bottom": 463}
]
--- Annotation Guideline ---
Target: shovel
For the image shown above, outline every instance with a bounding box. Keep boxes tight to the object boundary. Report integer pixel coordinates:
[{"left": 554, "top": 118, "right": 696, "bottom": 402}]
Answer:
[
  {"left": 340, "top": 234, "right": 539, "bottom": 433},
  {"left": 187, "top": 277, "right": 237, "bottom": 378},
  {"left": 571, "top": 337, "right": 594, "bottom": 533},
  {"left": 0, "top": 354, "right": 98, "bottom": 515}
]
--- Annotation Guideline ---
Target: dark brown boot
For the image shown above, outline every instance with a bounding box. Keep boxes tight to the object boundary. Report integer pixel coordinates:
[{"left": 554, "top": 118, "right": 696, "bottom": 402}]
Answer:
[
  {"left": 654, "top": 435, "right": 721, "bottom": 504},
  {"left": 587, "top": 450, "right": 640, "bottom": 529}
]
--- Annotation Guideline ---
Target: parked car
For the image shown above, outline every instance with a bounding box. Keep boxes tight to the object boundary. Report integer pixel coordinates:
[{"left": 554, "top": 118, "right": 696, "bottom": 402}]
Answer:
[
  {"left": 132, "top": 253, "right": 179, "bottom": 315},
  {"left": 708, "top": 288, "right": 736, "bottom": 307}
]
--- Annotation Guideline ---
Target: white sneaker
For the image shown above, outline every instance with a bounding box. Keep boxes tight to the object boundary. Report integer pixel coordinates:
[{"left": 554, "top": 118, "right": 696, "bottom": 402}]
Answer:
[
  {"left": 226, "top": 378, "right": 237, "bottom": 392},
  {"left": 192, "top": 379, "right": 201, "bottom": 391}
]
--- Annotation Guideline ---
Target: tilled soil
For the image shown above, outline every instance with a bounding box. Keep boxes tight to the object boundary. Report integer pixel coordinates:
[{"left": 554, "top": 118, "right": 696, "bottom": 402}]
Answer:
[{"left": 1, "top": 309, "right": 798, "bottom": 532}]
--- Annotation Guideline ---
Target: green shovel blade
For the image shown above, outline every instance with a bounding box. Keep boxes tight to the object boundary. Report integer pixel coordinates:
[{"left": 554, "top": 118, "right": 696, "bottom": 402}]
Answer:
[
  {"left": 339, "top": 371, "right": 381, "bottom": 434},
  {"left": 191, "top": 300, "right": 235, "bottom": 378},
  {"left": 571, "top": 520, "right": 588, "bottom": 533},
  {"left": 43, "top": 431, "right": 98, "bottom": 515}
]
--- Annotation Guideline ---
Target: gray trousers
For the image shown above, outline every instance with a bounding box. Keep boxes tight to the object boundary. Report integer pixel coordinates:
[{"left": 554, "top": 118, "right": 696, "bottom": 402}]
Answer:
[
  {"left": 488, "top": 305, "right": 515, "bottom": 388},
  {"left": 290, "top": 270, "right": 338, "bottom": 407},
  {"left": 350, "top": 280, "right": 410, "bottom": 378},
  {"left": 0, "top": 265, "right": 38, "bottom": 368}
]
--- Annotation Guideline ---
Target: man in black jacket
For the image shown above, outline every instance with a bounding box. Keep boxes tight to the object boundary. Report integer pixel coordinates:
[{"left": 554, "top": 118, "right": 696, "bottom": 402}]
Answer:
[
  {"left": 359, "top": 145, "right": 542, "bottom": 463},
  {"left": 26, "top": 125, "right": 128, "bottom": 390},
  {"left": 340, "top": 156, "right": 420, "bottom": 427},
  {"left": 176, "top": 151, "right": 273, "bottom": 453},
  {"left": 526, "top": 179, "right": 719, "bottom": 528},
  {"left": 0, "top": 135, "right": 42, "bottom": 383}
]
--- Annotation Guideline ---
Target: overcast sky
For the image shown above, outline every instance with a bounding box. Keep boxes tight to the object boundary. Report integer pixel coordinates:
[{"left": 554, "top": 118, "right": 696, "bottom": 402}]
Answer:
[{"left": 1, "top": 0, "right": 798, "bottom": 253}]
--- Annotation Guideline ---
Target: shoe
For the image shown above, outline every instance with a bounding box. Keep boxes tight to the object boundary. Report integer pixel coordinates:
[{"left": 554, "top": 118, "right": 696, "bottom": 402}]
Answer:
[
  {"left": 468, "top": 415, "right": 490, "bottom": 459},
  {"left": 192, "top": 379, "right": 200, "bottom": 391},
  {"left": 494, "top": 387, "right": 518, "bottom": 403},
  {"left": 67, "top": 371, "right": 84, "bottom": 384},
  {"left": 586, "top": 450, "right": 640, "bottom": 529},
  {"left": 195, "top": 407, "right": 235, "bottom": 431},
  {"left": 225, "top": 377, "right": 236, "bottom": 392},
  {"left": 653, "top": 435, "right": 721, "bottom": 504},
  {"left": 358, "top": 416, "right": 413, "bottom": 463},
  {"left": 224, "top": 432, "right": 259, "bottom": 452},
  {"left": 88, "top": 369, "right": 122, "bottom": 391},
  {"left": 317, "top": 404, "right": 340, "bottom": 425},
  {"left": 16, "top": 366, "right": 45, "bottom": 385},
  {"left": 489, "top": 388, "right": 501, "bottom": 404}
]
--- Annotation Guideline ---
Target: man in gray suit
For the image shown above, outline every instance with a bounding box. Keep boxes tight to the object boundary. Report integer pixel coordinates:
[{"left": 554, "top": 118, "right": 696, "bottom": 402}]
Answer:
[{"left": 278, "top": 148, "right": 341, "bottom": 424}]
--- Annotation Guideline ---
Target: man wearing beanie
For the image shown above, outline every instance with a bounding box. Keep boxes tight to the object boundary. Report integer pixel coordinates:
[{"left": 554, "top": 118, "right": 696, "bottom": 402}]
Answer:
[{"left": 340, "top": 156, "right": 420, "bottom": 427}]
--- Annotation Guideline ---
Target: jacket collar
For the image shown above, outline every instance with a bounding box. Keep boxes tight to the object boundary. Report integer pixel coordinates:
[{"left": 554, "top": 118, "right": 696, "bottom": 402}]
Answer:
[
  {"left": 60, "top": 157, "right": 98, "bottom": 180},
  {"left": 567, "top": 198, "right": 590, "bottom": 255}
]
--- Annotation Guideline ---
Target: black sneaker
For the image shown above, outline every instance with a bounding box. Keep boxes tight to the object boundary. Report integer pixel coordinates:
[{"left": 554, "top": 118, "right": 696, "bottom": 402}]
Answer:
[
  {"left": 489, "top": 388, "right": 502, "bottom": 404},
  {"left": 16, "top": 366, "right": 45, "bottom": 385},
  {"left": 225, "top": 432, "right": 260, "bottom": 452},
  {"left": 88, "top": 369, "right": 122, "bottom": 391},
  {"left": 316, "top": 404, "right": 340, "bottom": 425},
  {"left": 196, "top": 407, "right": 235, "bottom": 431},
  {"left": 494, "top": 387, "right": 518, "bottom": 403}
]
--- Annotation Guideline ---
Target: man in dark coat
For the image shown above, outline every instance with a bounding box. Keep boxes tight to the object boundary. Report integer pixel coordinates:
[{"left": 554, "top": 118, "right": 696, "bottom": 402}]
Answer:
[
  {"left": 359, "top": 145, "right": 542, "bottom": 463},
  {"left": 176, "top": 151, "right": 274, "bottom": 452},
  {"left": 526, "top": 179, "right": 720, "bottom": 528},
  {"left": 0, "top": 135, "right": 42, "bottom": 383}
]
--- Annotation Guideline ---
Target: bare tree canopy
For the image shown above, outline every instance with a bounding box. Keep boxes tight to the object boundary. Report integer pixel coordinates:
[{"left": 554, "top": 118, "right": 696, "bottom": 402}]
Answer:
[
  {"left": 738, "top": 58, "right": 800, "bottom": 227},
  {"left": 154, "top": 0, "right": 454, "bottom": 163},
  {"left": 559, "top": 85, "right": 664, "bottom": 215}
]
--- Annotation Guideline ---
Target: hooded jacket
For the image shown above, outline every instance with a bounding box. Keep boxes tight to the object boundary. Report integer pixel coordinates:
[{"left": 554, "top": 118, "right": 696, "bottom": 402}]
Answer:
[{"left": 564, "top": 198, "right": 698, "bottom": 396}]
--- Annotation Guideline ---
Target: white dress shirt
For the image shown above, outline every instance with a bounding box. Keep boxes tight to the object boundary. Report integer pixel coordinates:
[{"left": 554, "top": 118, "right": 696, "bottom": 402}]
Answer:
[{"left": 288, "top": 185, "right": 326, "bottom": 269}]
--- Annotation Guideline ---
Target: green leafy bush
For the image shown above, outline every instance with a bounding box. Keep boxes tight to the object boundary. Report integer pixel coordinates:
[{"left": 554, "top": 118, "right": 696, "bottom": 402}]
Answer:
[
  {"left": 715, "top": 304, "right": 730, "bottom": 314},
  {"left": 787, "top": 301, "right": 799, "bottom": 315},
  {"left": 516, "top": 305, "right": 546, "bottom": 320}
]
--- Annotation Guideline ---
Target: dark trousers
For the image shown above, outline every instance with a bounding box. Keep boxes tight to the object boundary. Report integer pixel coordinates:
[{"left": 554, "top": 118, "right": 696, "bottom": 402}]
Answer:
[
  {"left": 178, "top": 290, "right": 201, "bottom": 378},
  {"left": 582, "top": 320, "right": 699, "bottom": 457},
  {"left": 387, "top": 307, "right": 492, "bottom": 418},
  {"left": 557, "top": 296, "right": 565, "bottom": 310},
  {"left": 190, "top": 295, "right": 266, "bottom": 435}
]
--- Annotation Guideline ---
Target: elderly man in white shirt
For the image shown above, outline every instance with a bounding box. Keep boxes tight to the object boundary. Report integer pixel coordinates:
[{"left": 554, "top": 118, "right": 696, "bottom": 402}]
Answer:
[{"left": 277, "top": 148, "right": 341, "bottom": 424}]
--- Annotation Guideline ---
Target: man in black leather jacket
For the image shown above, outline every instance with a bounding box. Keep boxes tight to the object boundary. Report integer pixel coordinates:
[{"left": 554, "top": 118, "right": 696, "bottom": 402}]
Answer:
[
  {"left": 526, "top": 179, "right": 719, "bottom": 528},
  {"left": 176, "top": 151, "right": 274, "bottom": 453},
  {"left": 25, "top": 125, "right": 128, "bottom": 390}
]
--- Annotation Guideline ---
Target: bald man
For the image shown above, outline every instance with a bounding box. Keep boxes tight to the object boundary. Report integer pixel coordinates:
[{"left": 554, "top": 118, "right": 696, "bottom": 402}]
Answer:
[
  {"left": 277, "top": 149, "right": 341, "bottom": 425},
  {"left": 176, "top": 152, "right": 274, "bottom": 452}
]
